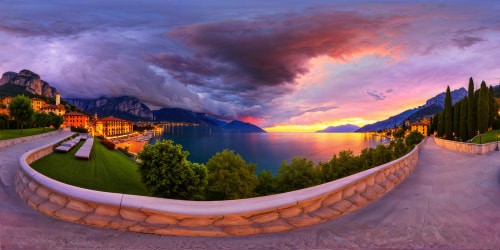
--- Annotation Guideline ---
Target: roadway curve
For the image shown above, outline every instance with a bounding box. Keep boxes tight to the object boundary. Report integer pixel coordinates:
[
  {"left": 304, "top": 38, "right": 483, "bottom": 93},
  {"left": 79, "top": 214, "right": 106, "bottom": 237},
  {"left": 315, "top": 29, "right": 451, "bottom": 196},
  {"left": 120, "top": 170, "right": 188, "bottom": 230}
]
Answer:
[{"left": 0, "top": 132, "right": 498, "bottom": 249}]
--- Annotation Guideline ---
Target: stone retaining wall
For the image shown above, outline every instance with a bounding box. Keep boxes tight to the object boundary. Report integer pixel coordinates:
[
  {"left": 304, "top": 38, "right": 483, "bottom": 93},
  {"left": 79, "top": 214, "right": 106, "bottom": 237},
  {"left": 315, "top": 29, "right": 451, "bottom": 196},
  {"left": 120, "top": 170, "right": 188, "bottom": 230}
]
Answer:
[
  {"left": 15, "top": 136, "right": 423, "bottom": 236},
  {"left": 434, "top": 136, "right": 498, "bottom": 155},
  {"left": 0, "top": 130, "right": 61, "bottom": 149}
]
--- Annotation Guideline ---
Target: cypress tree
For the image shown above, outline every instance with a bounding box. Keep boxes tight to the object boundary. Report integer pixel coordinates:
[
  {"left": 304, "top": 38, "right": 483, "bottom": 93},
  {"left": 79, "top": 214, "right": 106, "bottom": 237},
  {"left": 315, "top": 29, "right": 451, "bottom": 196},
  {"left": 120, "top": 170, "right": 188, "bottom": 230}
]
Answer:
[
  {"left": 488, "top": 85, "right": 498, "bottom": 128},
  {"left": 444, "top": 86, "right": 453, "bottom": 139},
  {"left": 477, "top": 81, "right": 489, "bottom": 133},
  {"left": 453, "top": 102, "right": 460, "bottom": 138},
  {"left": 437, "top": 112, "right": 444, "bottom": 137},
  {"left": 459, "top": 98, "right": 468, "bottom": 141},
  {"left": 467, "top": 78, "right": 476, "bottom": 139}
]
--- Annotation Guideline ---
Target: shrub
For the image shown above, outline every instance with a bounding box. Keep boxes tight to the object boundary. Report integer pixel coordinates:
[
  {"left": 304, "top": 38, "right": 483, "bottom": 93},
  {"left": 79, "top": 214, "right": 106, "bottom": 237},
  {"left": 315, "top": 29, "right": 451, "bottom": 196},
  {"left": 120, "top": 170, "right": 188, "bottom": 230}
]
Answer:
[
  {"left": 275, "top": 157, "right": 321, "bottom": 193},
  {"left": 71, "top": 126, "right": 88, "bottom": 133},
  {"left": 101, "top": 140, "right": 115, "bottom": 150},
  {"left": 405, "top": 131, "right": 424, "bottom": 148}
]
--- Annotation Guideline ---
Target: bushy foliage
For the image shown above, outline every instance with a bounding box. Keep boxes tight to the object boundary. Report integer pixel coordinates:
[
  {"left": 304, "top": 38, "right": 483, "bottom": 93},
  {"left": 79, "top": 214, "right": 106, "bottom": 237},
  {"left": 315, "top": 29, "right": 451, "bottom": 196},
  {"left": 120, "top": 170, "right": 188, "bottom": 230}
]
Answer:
[
  {"left": 405, "top": 131, "right": 424, "bottom": 148},
  {"left": 275, "top": 157, "right": 321, "bottom": 193},
  {"left": 8, "top": 95, "right": 34, "bottom": 134},
  {"left": 71, "top": 126, "right": 88, "bottom": 133},
  {"left": 101, "top": 140, "right": 116, "bottom": 150},
  {"left": 255, "top": 170, "right": 276, "bottom": 196},
  {"left": 48, "top": 112, "right": 63, "bottom": 129},
  {"left": 205, "top": 150, "right": 258, "bottom": 200},
  {"left": 137, "top": 140, "right": 207, "bottom": 200}
]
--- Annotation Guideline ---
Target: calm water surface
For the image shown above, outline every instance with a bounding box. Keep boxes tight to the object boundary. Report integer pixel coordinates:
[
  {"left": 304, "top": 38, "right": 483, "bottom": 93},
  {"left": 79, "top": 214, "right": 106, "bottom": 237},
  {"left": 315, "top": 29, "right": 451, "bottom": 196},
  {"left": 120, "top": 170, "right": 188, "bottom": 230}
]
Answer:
[{"left": 151, "top": 126, "right": 388, "bottom": 174}]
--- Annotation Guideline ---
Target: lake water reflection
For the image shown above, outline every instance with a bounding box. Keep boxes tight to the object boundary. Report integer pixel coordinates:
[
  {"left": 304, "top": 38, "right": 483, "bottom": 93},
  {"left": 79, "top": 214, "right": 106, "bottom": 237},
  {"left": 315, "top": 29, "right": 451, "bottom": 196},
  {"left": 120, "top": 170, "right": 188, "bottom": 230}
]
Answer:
[{"left": 151, "top": 125, "right": 389, "bottom": 174}]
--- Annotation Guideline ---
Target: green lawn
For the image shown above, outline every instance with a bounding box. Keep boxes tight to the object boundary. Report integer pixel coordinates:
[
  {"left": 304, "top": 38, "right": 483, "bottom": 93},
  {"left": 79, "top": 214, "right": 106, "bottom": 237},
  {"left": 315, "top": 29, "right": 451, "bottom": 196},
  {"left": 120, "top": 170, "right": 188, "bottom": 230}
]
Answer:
[
  {"left": 31, "top": 138, "right": 149, "bottom": 196},
  {"left": 471, "top": 130, "right": 500, "bottom": 144},
  {"left": 0, "top": 127, "right": 55, "bottom": 140}
]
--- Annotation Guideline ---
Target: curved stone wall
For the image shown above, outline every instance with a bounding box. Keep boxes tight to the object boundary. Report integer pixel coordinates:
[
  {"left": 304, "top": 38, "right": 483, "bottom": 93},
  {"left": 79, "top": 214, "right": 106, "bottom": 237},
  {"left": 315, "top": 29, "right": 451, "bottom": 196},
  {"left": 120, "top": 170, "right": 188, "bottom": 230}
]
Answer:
[
  {"left": 15, "top": 136, "right": 423, "bottom": 236},
  {"left": 0, "top": 130, "right": 61, "bottom": 149},
  {"left": 434, "top": 136, "right": 498, "bottom": 155}
]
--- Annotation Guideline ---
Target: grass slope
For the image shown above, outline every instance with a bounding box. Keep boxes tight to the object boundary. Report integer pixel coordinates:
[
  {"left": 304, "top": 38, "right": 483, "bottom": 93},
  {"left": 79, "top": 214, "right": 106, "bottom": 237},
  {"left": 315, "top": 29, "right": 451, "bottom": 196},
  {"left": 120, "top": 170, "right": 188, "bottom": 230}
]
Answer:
[
  {"left": 0, "top": 128, "right": 54, "bottom": 140},
  {"left": 471, "top": 130, "right": 500, "bottom": 144},
  {"left": 31, "top": 138, "right": 149, "bottom": 196}
]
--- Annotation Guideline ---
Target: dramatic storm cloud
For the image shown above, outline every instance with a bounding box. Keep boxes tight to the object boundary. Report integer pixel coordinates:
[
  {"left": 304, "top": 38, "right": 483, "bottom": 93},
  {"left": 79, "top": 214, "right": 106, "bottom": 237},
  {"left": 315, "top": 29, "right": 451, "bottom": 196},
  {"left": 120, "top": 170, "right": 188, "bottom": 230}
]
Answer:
[{"left": 1, "top": 0, "right": 500, "bottom": 130}]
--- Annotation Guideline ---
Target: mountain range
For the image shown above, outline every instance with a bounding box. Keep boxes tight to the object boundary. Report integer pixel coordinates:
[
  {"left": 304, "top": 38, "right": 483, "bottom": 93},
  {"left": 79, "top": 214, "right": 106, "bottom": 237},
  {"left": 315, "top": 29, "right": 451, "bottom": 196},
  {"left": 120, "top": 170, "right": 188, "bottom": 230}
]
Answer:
[
  {"left": 356, "top": 87, "right": 468, "bottom": 132},
  {"left": 317, "top": 124, "right": 360, "bottom": 133},
  {"left": 0, "top": 70, "right": 58, "bottom": 98}
]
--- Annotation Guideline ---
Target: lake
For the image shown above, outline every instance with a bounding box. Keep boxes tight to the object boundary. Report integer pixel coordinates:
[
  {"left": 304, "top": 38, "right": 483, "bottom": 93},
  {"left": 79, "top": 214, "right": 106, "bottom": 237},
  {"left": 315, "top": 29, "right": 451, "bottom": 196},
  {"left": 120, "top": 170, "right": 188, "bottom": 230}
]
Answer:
[{"left": 151, "top": 125, "right": 389, "bottom": 174}]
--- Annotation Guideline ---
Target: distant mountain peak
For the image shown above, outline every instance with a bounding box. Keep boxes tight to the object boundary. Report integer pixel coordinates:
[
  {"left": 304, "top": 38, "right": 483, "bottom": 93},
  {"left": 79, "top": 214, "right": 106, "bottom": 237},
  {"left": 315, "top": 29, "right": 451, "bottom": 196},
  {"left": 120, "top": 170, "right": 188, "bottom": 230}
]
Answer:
[
  {"left": 223, "top": 120, "right": 266, "bottom": 133},
  {"left": 0, "top": 70, "right": 57, "bottom": 98},
  {"left": 317, "top": 124, "right": 360, "bottom": 133}
]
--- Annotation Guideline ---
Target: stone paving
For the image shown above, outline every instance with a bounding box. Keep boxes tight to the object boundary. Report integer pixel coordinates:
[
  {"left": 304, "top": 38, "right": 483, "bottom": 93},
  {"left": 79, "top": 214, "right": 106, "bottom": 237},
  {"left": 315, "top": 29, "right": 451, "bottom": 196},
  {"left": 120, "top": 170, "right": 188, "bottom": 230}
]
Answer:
[{"left": 0, "top": 133, "right": 498, "bottom": 249}]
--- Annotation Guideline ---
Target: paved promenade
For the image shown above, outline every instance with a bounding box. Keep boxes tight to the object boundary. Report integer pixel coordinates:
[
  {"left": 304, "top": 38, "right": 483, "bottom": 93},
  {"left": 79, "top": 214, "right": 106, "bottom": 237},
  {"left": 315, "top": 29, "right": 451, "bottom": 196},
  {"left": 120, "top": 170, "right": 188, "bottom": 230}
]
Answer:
[{"left": 0, "top": 133, "right": 498, "bottom": 249}]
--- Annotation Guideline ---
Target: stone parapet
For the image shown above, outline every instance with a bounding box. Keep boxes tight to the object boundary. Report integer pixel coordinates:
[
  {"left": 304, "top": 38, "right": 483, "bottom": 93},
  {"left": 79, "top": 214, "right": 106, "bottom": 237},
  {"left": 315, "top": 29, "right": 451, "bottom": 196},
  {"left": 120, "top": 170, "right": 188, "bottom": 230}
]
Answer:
[
  {"left": 16, "top": 136, "right": 423, "bottom": 236},
  {"left": 0, "top": 130, "right": 62, "bottom": 149},
  {"left": 434, "top": 136, "right": 498, "bottom": 155}
]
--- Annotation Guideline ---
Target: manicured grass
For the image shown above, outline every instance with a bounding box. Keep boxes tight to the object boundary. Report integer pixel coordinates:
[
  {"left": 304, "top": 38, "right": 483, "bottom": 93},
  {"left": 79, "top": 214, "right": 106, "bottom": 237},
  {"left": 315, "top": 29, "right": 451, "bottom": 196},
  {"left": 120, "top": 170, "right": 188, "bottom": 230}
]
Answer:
[
  {"left": 31, "top": 138, "right": 149, "bottom": 196},
  {"left": 0, "top": 127, "right": 55, "bottom": 140},
  {"left": 471, "top": 130, "right": 500, "bottom": 144}
]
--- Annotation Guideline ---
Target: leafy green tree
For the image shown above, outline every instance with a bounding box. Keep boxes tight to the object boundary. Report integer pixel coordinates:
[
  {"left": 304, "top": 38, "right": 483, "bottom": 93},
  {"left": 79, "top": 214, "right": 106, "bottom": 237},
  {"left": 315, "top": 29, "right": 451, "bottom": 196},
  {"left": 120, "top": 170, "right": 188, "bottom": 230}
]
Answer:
[
  {"left": 453, "top": 103, "right": 460, "bottom": 138},
  {"left": 488, "top": 85, "right": 498, "bottom": 128},
  {"left": 8, "top": 95, "right": 34, "bottom": 134},
  {"left": 48, "top": 112, "right": 64, "bottom": 129},
  {"left": 137, "top": 140, "right": 207, "bottom": 200},
  {"left": 459, "top": 98, "right": 468, "bottom": 141},
  {"left": 371, "top": 144, "right": 393, "bottom": 166},
  {"left": 33, "top": 112, "right": 51, "bottom": 131},
  {"left": 393, "top": 128, "right": 405, "bottom": 138},
  {"left": 405, "top": 131, "right": 424, "bottom": 148},
  {"left": 276, "top": 157, "right": 321, "bottom": 193},
  {"left": 255, "top": 170, "right": 276, "bottom": 196},
  {"left": 444, "top": 86, "right": 453, "bottom": 139},
  {"left": 0, "top": 114, "right": 9, "bottom": 129},
  {"left": 391, "top": 138, "right": 408, "bottom": 158},
  {"left": 205, "top": 150, "right": 258, "bottom": 200},
  {"left": 467, "top": 78, "right": 476, "bottom": 138},
  {"left": 477, "top": 81, "right": 489, "bottom": 133}
]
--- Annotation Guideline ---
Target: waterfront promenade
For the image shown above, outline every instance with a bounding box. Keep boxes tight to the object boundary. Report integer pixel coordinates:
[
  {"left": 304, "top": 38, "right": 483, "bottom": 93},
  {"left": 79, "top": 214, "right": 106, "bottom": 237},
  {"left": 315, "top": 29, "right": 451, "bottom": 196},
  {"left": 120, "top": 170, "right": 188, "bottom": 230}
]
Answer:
[{"left": 0, "top": 132, "right": 498, "bottom": 249}]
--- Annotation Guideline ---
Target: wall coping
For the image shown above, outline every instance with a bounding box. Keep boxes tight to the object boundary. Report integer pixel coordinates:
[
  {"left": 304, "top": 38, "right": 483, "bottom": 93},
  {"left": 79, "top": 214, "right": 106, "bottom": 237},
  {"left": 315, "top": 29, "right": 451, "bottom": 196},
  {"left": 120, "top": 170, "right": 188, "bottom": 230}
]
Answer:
[
  {"left": 19, "top": 135, "right": 421, "bottom": 216},
  {"left": 0, "top": 129, "right": 61, "bottom": 149},
  {"left": 433, "top": 136, "right": 498, "bottom": 155}
]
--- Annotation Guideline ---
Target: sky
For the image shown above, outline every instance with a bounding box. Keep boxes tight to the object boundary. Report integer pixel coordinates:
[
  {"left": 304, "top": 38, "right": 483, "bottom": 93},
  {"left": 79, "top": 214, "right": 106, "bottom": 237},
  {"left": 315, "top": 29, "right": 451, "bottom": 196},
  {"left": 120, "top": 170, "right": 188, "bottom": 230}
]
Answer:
[{"left": 1, "top": 0, "right": 499, "bottom": 132}]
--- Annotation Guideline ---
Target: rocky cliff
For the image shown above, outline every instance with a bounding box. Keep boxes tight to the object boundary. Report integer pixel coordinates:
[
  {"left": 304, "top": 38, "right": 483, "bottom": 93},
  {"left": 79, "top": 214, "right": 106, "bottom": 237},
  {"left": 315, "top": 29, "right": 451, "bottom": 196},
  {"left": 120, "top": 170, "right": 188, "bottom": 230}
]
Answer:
[
  {"left": 0, "top": 70, "right": 57, "bottom": 98},
  {"left": 66, "top": 96, "right": 154, "bottom": 121}
]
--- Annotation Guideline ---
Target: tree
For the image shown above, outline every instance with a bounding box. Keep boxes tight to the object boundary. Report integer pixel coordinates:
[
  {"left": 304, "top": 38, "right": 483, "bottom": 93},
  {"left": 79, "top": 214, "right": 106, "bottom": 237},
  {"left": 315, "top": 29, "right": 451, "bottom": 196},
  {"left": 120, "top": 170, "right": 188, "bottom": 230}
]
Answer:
[
  {"left": 205, "top": 150, "right": 258, "bottom": 200},
  {"left": 0, "top": 114, "right": 9, "bottom": 129},
  {"left": 405, "top": 131, "right": 424, "bottom": 148},
  {"left": 8, "top": 95, "right": 34, "bottom": 134},
  {"left": 255, "top": 170, "right": 276, "bottom": 196},
  {"left": 477, "top": 81, "right": 489, "bottom": 133},
  {"left": 48, "top": 112, "right": 64, "bottom": 129},
  {"left": 33, "top": 113, "right": 51, "bottom": 131},
  {"left": 444, "top": 86, "right": 453, "bottom": 139},
  {"left": 137, "top": 140, "right": 207, "bottom": 200},
  {"left": 453, "top": 103, "right": 460, "bottom": 138},
  {"left": 488, "top": 85, "right": 498, "bottom": 128},
  {"left": 276, "top": 157, "right": 321, "bottom": 193},
  {"left": 437, "top": 112, "right": 444, "bottom": 137},
  {"left": 459, "top": 98, "right": 468, "bottom": 141},
  {"left": 467, "top": 78, "right": 476, "bottom": 138}
]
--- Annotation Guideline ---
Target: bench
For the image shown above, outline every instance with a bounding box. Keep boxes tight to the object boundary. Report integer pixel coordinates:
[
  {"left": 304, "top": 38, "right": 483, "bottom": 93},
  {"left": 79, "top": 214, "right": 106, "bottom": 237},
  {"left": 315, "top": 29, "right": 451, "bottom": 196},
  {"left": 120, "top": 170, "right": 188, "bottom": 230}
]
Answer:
[
  {"left": 55, "top": 136, "right": 82, "bottom": 152},
  {"left": 75, "top": 138, "right": 94, "bottom": 159}
]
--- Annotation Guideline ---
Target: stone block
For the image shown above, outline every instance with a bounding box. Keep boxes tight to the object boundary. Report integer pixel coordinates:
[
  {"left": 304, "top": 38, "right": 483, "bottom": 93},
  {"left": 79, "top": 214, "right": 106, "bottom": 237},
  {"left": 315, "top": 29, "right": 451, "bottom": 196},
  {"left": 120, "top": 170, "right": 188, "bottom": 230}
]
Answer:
[
  {"left": 375, "top": 172, "right": 385, "bottom": 183},
  {"left": 309, "top": 206, "right": 341, "bottom": 220},
  {"left": 27, "top": 180, "right": 40, "bottom": 192},
  {"left": 83, "top": 214, "right": 115, "bottom": 227},
  {"left": 368, "top": 184, "right": 386, "bottom": 195},
  {"left": 379, "top": 180, "right": 395, "bottom": 191},
  {"left": 21, "top": 188, "right": 35, "bottom": 200},
  {"left": 110, "top": 217, "right": 138, "bottom": 230},
  {"left": 300, "top": 198, "right": 323, "bottom": 213},
  {"left": 145, "top": 214, "right": 179, "bottom": 225},
  {"left": 360, "top": 188, "right": 378, "bottom": 201},
  {"left": 342, "top": 185, "right": 356, "bottom": 199},
  {"left": 27, "top": 194, "right": 46, "bottom": 209},
  {"left": 286, "top": 214, "right": 322, "bottom": 228},
  {"left": 54, "top": 208, "right": 88, "bottom": 222},
  {"left": 178, "top": 216, "right": 220, "bottom": 227},
  {"left": 393, "top": 170, "right": 404, "bottom": 179},
  {"left": 66, "top": 200, "right": 95, "bottom": 213},
  {"left": 329, "top": 200, "right": 353, "bottom": 213},
  {"left": 277, "top": 206, "right": 303, "bottom": 219},
  {"left": 224, "top": 224, "right": 263, "bottom": 236},
  {"left": 365, "top": 175, "right": 375, "bottom": 186},
  {"left": 38, "top": 201, "right": 63, "bottom": 216},
  {"left": 21, "top": 176, "right": 30, "bottom": 186},
  {"left": 248, "top": 210, "right": 280, "bottom": 223},
  {"left": 346, "top": 193, "right": 368, "bottom": 207},
  {"left": 355, "top": 181, "right": 367, "bottom": 193},
  {"left": 49, "top": 193, "right": 68, "bottom": 207},
  {"left": 155, "top": 225, "right": 228, "bottom": 237},
  {"left": 94, "top": 205, "right": 120, "bottom": 217},
  {"left": 386, "top": 174, "right": 399, "bottom": 184},
  {"left": 322, "top": 192, "right": 342, "bottom": 207},
  {"left": 213, "top": 215, "right": 252, "bottom": 226},
  {"left": 36, "top": 186, "right": 52, "bottom": 199},
  {"left": 119, "top": 208, "right": 148, "bottom": 222},
  {"left": 128, "top": 222, "right": 159, "bottom": 234},
  {"left": 260, "top": 219, "right": 294, "bottom": 234}
]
